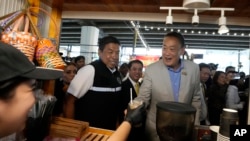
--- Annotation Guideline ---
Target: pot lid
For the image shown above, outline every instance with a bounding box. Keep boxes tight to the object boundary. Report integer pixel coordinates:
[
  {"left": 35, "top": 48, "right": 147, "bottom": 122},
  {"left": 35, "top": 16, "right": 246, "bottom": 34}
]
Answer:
[{"left": 157, "top": 101, "right": 196, "bottom": 114}]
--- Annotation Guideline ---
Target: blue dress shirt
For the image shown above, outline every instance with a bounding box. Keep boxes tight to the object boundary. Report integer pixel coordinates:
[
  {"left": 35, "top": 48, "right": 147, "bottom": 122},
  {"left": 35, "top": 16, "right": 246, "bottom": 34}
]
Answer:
[{"left": 167, "top": 60, "right": 184, "bottom": 102}]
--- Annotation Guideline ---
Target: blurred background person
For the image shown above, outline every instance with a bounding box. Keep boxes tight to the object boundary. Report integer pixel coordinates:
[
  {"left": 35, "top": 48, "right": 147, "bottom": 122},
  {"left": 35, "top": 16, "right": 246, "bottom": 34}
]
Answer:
[
  {"left": 205, "top": 63, "right": 218, "bottom": 89},
  {"left": 207, "top": 71, "right": 228, "bottom": 125},
  {"left": 225, "top": 66, "right": 236, "bottom": 73},
  {"left": 121, "top": 60, "right": 143, "bottom": 105},
  {"left": 237, "top": 71, "right": 246, "bottom": 92},
  {"left": 53, "top": 62, "right": 77, "bottom": 116},
  {"left": 119, "top": 62, "right": 129, "bottom": 80},
  {"left": 244, "top": 75, "right": 249, "bottom": 90},
  {"left": 120, "top": 59, "right": 144, "bottom": 141},
  {"left": 225, "top": 70, "right": 237, "bottom": 85},
  {"left": 198, "top": 63, "right": 211, "bottom": 125},
  {"left": 74, "top": 55, "right": 85, "bottom": 70},
  {"left": 225, "top": 71, "right": 246, "bottom": 125},
  {"left": 225, "top": 80, "right": 244, "bottom": 111}
]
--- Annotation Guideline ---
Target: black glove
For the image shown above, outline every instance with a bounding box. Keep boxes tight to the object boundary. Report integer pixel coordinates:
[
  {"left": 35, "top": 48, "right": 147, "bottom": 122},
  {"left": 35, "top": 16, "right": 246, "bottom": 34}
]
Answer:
[{"left": 125, "top": 102, "right": 146, "bottom": 126}]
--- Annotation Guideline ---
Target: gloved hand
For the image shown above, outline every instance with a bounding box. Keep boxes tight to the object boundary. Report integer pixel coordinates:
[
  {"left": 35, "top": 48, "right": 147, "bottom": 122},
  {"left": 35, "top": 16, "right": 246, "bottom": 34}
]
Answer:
[{"left": 124, "top": 102, "right": 146, "bottom": 126}]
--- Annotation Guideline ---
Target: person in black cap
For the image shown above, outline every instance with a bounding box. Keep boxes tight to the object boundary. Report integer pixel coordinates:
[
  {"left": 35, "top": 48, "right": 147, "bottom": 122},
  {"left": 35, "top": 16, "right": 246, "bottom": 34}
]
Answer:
[{"left": 0, "top": 42, "right": 63, "bottom": 138}]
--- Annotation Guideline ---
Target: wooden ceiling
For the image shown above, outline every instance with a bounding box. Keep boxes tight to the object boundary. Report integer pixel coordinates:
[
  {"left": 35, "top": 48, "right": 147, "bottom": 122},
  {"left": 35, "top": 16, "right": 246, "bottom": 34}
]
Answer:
[
  {"left": 62, "top": 0, "right": 250, "bottom": 16},
  {"left": 60, "top": 0, "right": 250, "bottom": 50}
]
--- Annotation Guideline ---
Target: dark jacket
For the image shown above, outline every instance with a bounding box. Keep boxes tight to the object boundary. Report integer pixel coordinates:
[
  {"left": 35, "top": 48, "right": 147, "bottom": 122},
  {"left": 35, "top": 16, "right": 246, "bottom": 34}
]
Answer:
[
  {"left": 121, "top": 78, "right": 138, "bottom": 111},
  {"left": 74, "top": 59, "right": 122, "bottom": 130},
  {"left": 53, "top": 79, "right": 67, "bottom": 116},
  {"left": 207, "top": 84, "right": 228, "bottom": 125},
  {"left": 120, "top": 78, "right": 145, "bottom": 141}
]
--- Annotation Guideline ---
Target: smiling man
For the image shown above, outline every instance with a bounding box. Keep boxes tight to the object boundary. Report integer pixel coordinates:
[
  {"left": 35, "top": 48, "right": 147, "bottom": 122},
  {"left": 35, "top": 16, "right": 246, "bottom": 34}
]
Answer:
[
  {"left": 134, "top": 32, "right": 202, "bottom": 141},
  {"left": 120, "top": 59, "right": 144, "bottom": 141},
  {"left": 122, "top": 60, "right": 144, "bottom": 98},
  {"left": 64, "top": 36, "right": 122, "bottom": 130}
]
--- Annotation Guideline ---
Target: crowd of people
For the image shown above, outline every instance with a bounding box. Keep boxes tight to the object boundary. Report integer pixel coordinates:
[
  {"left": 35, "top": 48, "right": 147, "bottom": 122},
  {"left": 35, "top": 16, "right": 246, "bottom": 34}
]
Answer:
[
  {"left": 205, "top": 66, "right": 249, "bottom": 126},
  {"left": 0, "top": 31, "right": 249, "bottom": 141}
]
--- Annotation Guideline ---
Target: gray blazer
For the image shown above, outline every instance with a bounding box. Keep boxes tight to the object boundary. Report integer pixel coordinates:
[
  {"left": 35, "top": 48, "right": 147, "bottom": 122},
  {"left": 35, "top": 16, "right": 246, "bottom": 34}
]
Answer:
[{"left": 135, "top": 59, "right": 201, "bottom": 141}]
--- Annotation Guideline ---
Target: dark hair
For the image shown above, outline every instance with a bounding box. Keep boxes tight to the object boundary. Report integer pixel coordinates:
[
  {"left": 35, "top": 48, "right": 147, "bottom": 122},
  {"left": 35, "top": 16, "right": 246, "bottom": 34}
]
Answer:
[
  {"left": 213, "top": 71, "right": 225, "bottom": 85},
  {"left": 98, "top": 36, "right": 120, "bottom": 51},
  {"left": 74, "top": 55, "right": 85, "bottom": 63},
  {"left": 119, "top": 63, "right": 128, "bottom": 70},
  {"left": 225, "top": 66, "right": 235, "bottom": 73},
  {"left": 199, "top": 63, "right": 210, "bottom": 71},
  {"left": 239, "top": 72, "right": 245, "bottom": 79},
  {"left": 164, "top": 32, "right": 185, "bottom": 47},
  {"left": 66, "top": 62, "right": 77, "bottom": 67},
  {"left": 65, "top": 62, "right": 77, "bottom": 70},
  {"left": 0, "top": 77, "right": 30, "bottom": 100},
  {"left": 208, "top": 63, "right": 218, "bottom": 71},
  {"left": 128, "top": 60, "right": 144, "bottom": 69}
]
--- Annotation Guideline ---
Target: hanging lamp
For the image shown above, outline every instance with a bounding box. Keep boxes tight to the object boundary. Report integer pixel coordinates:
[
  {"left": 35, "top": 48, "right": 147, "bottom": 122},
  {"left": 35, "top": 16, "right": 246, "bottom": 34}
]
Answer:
[{"left": 183, "top": 0, "right": 210, "bottom": 8}]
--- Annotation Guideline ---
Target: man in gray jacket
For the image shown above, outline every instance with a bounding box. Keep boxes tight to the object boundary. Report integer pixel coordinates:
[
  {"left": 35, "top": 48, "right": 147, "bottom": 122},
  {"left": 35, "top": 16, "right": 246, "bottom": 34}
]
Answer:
[{"left": 135, "top": 32, "right": 201, "bottom": 141}]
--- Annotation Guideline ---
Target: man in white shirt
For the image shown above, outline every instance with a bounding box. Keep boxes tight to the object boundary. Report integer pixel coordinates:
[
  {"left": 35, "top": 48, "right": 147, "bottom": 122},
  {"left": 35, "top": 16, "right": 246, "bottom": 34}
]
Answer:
[{"left": 64, "top": 36, "right": 122, "bottom": 130}]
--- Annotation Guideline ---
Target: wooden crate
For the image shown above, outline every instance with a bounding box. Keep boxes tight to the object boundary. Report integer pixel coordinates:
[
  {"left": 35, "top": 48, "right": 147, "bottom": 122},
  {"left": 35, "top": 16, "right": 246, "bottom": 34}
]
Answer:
[
  {"left": 80, "top": 127, "right": 114, "bottom": 141},
  {"left": 49, "top": 117, "right": 114, "bottom": 141},
  {"left": 49, "top": 117, "right": 89, "bottom": 139}
]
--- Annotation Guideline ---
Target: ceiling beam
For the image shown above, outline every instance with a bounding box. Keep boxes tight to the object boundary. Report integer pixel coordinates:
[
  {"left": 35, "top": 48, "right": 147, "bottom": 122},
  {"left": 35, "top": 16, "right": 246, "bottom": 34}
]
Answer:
[{"left": 62, "top": 11, "right": 250, "bottom": 26}]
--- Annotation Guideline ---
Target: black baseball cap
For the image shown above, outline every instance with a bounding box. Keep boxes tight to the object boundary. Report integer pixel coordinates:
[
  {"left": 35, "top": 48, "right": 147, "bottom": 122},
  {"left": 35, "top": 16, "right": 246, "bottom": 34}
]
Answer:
[{"left": 0, "top": 41, "right": 63, "bottom": 82}]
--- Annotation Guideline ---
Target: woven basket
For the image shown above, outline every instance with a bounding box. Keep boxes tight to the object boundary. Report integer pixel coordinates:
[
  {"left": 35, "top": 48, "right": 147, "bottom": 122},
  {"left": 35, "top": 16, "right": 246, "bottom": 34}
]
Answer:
[
  {"left": 1, "top": 15, "right": 37, "bottom": 61},
  {"left": 1, "top": 7, "right": 65, "bottom": 69},
  {"left": 36, "top": 38, "right": 65, "bottom": 69},
  {"left": 26, "top": 7, "right": 66, "bottom": 70}
]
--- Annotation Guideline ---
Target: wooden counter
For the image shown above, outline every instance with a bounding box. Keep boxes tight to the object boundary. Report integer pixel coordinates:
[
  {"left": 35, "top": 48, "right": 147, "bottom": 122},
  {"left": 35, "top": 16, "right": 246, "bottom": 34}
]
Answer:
[{"left": 49, "top": 117, "right": 114, "bottom": 141}]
